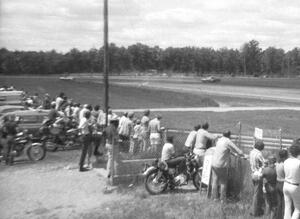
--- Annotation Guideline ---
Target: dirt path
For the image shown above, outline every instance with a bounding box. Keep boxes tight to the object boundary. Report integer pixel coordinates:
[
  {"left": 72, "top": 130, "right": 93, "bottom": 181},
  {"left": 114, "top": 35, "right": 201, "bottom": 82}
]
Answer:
[{"left": 0, "top": 151, "right": 127, "bottom": 219}]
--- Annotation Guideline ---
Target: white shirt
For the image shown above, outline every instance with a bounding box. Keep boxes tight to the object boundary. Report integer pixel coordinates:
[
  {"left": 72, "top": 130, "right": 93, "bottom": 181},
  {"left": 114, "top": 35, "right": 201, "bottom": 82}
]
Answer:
[
  {"left": 161, "top": 143, "right": 175, "bottom": 161},
  {"left": 194, "top": 129, "right": 216, "bottom": 150},
  {"left": 55, "top": 97, "right": 64, "bottom": 110},
  {"left": 185, "top": 130, "right": 197, "bottom": 148},
  {"left": 118, "top": 115, "right": 127, "bottom": 129},
  {"left": 79, "top": 108, "right": 89, "bottom": 123},
  {"left": 78, "top": 117, "right": 91, "bottom": 135},
  {"left": 284, "top": 157, "right": 300, "bottom": 184},
  {"left": 141, "top": 115, "right": 150, "bottom": 132}
]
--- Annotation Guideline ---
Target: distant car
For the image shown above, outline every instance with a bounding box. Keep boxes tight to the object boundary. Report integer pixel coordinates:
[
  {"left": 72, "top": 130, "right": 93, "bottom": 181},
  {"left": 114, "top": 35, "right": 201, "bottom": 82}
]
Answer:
[
  {"left": 59, "top": 76, "right": 75, "bottom": 81},
  {"left": 0, "top": 109, "right": 49, "bottom": 135},
  {"left": 0, "top": 105, "right": 26, "bottom": 117},
  {"left": 201, "top": 76, "right": 221, "bottom": 83}
]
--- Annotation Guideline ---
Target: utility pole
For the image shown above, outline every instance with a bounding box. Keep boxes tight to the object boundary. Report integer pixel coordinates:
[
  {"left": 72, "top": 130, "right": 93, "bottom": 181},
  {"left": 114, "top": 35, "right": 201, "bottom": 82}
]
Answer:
[{"left": 103, "top": 0, "right": 109, "bottom": 126}]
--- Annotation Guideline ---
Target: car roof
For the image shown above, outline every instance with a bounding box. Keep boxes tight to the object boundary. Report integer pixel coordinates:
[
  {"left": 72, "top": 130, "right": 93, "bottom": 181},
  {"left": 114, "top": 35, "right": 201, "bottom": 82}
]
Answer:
[
  {"left": 0, "top": 109, "right": 49, "bottom": 117},
  {"left": 0, "top": 105, "right": 24, "bottom": 110}
]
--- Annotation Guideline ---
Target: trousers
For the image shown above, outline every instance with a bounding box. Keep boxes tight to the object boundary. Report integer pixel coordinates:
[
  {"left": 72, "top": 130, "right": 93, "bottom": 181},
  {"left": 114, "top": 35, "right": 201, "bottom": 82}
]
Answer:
[{"left": 283, "top": 182, "right": 300, "bottom": 219}]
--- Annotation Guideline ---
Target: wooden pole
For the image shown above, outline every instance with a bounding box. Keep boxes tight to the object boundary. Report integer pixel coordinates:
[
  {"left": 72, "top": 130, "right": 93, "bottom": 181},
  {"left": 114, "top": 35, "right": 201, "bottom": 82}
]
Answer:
[{"left": 103, "top": 0, "right": 109, "bottom": 126}]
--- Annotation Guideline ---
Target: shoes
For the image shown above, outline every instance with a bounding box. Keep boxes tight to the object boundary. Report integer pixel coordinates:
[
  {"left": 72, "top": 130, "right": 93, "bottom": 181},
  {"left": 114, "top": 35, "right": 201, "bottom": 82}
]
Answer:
[{"left": 79, "top": 167, "right": 89, "bottom": 172}]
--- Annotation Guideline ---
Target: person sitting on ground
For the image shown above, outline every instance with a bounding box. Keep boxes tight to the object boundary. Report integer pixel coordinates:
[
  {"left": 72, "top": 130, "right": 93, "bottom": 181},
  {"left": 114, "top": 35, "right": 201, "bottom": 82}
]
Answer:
[
  {"left": 283, "top": 139, "right": 300, "bottom": 219},
  {"left": 262, "top": 155, "right": 278, "bottom": 218},
  {"left": 276, "top": 149, "right": 288, "bottom": 219},
  {"left": 184, "top": 124, "right": 201, "bottom": 151},
  {"left": 249, "top": 140, "right": 266, "bottom": 217},
  {"left": 211, "top": 130, "right": 245, "bottom": 203},
  {"left": 194, "top": 122, "right": 218, "bottom": 166}
]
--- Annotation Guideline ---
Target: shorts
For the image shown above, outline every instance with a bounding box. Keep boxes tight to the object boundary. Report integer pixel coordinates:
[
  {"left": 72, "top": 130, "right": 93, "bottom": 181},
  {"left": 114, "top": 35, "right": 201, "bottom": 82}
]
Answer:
[{"left": 150, "top": 133, "right": 161, "bottom": 145}]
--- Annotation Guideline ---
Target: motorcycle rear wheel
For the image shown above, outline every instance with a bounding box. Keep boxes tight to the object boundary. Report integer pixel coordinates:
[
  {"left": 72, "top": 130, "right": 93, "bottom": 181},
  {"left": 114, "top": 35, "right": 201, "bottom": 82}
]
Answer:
[
  {"left": 145, "top": 169, "right": 168, "bottom": 195},
  {"left": 27, "top": 144, "right": 46, "bottom": 161}
]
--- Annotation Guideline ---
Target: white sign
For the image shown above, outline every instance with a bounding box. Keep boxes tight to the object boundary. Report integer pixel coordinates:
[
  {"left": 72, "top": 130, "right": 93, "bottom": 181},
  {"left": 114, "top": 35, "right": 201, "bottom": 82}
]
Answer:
[
  {"left": 254, "top": 127, "right": 263, "bottom": 139},
  {"left": 201, "top": 154, "right": 213, "bottom": 185}
]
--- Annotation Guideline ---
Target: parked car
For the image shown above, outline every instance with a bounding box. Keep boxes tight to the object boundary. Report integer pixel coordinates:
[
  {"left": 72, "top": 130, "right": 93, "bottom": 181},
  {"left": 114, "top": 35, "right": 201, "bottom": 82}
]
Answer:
[
  {"left": 0, "top": 105, "right": 26, "bottom": 117},
  {"left": 0, "top": 91, "right": 25, "bottom": 106},
  {"left": 201, "top": 76, "right": 221, "bottom": 83},
  {"left": 0, "top": 109, "right": 49, "bottom": 135}
]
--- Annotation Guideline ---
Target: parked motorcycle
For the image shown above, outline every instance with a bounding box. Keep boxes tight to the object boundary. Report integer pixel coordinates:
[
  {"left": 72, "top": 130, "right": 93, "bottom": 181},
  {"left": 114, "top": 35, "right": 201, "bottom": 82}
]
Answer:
[
  {"left": 40, "top": 117, "right": 81, "bottom": 152},
  {"left": 0, "top": 130, "right": 46, "bottom": 163},
  {"left": 143, "top": 152, "right": 202, "bottom": 195}
]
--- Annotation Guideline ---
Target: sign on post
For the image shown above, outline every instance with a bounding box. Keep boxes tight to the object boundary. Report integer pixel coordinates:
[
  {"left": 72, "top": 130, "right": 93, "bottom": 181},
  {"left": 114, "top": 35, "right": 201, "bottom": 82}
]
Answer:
[
  {"left": 201, "top": 154, "right": 212, "bottom": 186},
  {"left": 254, "top": 127, "right": 263, "bottom": 140}
]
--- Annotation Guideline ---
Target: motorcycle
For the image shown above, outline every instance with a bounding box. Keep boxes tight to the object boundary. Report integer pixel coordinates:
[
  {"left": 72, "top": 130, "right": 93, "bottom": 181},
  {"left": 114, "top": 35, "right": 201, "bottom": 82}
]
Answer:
[
  {"left": 0, "top": 130, "right": 46, "bottom": 163},
  {"left": 143, "top": 152, "right": 202, "bottom": 195},
  {"left": 40, "top": 117, "right": 81, "bottom": 152}
]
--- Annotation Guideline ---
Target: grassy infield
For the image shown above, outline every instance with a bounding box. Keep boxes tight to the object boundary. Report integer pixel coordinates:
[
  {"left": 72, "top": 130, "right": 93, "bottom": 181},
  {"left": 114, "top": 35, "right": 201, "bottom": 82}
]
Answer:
[{"left": 2, "top": 76, "right": 300, "bottom": 218}]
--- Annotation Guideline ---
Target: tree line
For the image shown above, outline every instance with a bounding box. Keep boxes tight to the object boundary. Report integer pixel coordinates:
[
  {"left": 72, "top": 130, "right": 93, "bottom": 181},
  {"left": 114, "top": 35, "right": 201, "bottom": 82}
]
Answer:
[{"left": 0, "top": 40, "right": 300, "bottom": 76}]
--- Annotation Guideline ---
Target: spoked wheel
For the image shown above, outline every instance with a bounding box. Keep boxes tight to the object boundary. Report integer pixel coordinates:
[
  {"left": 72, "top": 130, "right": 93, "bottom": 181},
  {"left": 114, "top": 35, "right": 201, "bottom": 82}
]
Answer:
[
  {"left": 192, "top": 168, "right": 202, "bottom": 190},
  {"left": 27, "top": 144, "right": 46, "bottom": 161},
  {"left": 145, "top": 169, "right": 168, "bottom": 195}
]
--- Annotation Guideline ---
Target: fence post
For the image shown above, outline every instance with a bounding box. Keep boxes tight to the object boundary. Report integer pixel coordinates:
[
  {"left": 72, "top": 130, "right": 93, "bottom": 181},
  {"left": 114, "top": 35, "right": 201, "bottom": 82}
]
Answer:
[
  {"left": 279, "top": 128, "right": 282, "bottom": 149},
  {"left": 238, "top": 121, "right": 242, "bottom": 148},
  {"left": 111, "top": 132, "right": 120, "bottom": 185}
]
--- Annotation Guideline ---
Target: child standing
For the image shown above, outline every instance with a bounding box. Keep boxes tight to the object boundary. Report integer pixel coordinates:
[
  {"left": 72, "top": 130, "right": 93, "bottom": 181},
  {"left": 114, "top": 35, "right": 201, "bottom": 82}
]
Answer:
[
  {"left": 275, "top": 149, "right": 288, "bottom": 219},
  {"left": 130, "top": 120, "right": 143, "bottom": 154},
  {"left": 262, "top": 155, "right": 278, "bottom": 219}
]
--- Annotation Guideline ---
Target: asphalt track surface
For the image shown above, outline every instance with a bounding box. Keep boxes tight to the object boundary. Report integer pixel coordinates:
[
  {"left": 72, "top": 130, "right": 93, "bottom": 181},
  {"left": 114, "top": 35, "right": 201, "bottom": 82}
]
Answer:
[{"left": 112, "top": 80, "right": 300, "bottom": 104}]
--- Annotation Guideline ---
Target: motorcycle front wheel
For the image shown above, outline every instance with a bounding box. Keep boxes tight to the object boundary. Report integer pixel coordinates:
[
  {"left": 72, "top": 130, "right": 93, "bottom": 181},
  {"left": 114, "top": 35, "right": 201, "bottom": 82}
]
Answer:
[
  {"left": 145, "top": 169, "right": 168, "bottom": 195},
  {"left": 27, "top": 144, "right": 46, "bottom": 161}
]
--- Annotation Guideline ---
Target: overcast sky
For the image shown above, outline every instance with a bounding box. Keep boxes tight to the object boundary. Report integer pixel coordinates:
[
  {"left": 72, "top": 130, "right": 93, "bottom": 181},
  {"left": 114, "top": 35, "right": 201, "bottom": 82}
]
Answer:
[{"left": 0, "top": 0, "right": 299, "bottom": 52}]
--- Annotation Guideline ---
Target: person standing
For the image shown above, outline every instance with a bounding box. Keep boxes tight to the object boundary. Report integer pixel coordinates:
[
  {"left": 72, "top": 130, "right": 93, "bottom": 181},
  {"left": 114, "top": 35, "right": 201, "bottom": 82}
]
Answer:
[
  {"left": 249, "top": 140, "right": 265, "bottom": 217},
  {"left": 194, "top": 122, "right": 217, "bottom": 166},
  {"left": 1, "top": 115, "right": 18, "bottom": 165},
  {"left": 131, "top": 119, "right": 143, "bottom": 154},
  {"left": 42, "top": 93, "right": 51, "bottom": 109},
  {"left": 184, "top": 125, "right": 201, "bottom": 150},
  {"left": 149, "top": 114, "right": 163, "bottom": 154},
  {"left": 55, "top": 92, "right": 65, "bottom": 111},
  {"left": 283, "top": 140, "right": 300, "bottom": 219},
  {"left": 78, "top": 111, "right": 93, "bottom": 172},
  {"left": 276, "top": 149, "right": 288, "bottom": 219},
  {"left": 141, "top": 109, "right": 150, "bottom": 151},
  {"left": 118, "top": 112, "right": 134, "bottom": 153},
  {"left": 102, "top": 116, "right": 119, "bottom": 179},
  {"left": 262, "top": 156, "right": 278, "bottom": 219},
  {"left": 91, "top": 105, "right": 103, "bottom": 156},
  {"left": 211, "top": 131, "right": 244, "bottom": 203}
]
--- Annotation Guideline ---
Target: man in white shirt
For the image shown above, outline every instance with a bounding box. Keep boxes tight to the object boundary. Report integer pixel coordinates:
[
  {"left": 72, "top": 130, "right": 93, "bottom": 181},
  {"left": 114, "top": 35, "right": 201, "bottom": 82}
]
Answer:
[
  {"left": 194, "top": 122, "right": 217, "bottom": 165},
  {"left": 161, "top": 136, "right": 176, "bottom": 161},
  {"left": 118, "top": 112, "right": 134, "bottom": 153},
  {"left": 118, "top": 112, "right": 128, "bottom": 130},
  {"left": 185, "top": 125, "right": 201, "bottom": 150},
  {"left": 149, "top": 114, "right": 163, "bottom": 153},
  {"left": 78, "top": 110, "right": 93, "bottom": 172},
  {"left": 55, "top": 92, "right": 65, "bottom": 111}
]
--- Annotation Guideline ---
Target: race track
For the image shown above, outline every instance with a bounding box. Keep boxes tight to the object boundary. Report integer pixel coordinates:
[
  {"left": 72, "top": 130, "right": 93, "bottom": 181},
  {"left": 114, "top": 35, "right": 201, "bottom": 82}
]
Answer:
[{"left": 112, "top": 80, "right": 300, "bottom": 104}]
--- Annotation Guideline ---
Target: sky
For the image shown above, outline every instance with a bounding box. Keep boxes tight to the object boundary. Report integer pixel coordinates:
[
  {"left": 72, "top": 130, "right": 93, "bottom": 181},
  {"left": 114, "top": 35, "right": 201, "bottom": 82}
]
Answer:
[{"left": 0, "top": 0, "right": 300, "bottom": 52}]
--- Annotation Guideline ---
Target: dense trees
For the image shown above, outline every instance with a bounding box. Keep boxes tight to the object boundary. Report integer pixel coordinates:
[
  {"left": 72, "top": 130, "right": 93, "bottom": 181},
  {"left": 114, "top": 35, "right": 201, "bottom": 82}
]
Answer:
[{"left": 1, "top": 40, "right": 300, "bottom": 76}]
